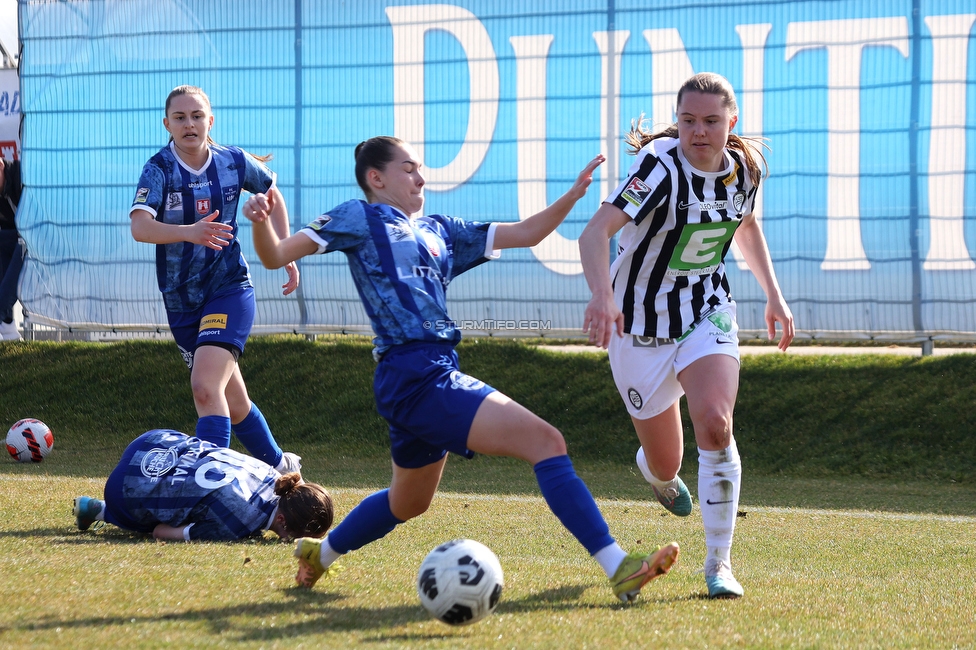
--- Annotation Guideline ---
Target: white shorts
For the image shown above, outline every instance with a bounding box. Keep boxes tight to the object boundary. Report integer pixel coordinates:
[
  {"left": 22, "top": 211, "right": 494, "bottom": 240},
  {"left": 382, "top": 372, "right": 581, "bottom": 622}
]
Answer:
[{"left": 608, "top": 303, "right": 740, "bottom": 419}]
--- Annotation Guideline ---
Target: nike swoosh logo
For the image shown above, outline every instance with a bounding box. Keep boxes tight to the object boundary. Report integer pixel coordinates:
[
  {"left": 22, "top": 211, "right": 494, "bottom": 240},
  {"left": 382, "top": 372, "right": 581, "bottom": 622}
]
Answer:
[
  {"left": 705, "top": 499, "right": 733, "bottom": 505},
  {"left": 677, "top": 201, "right": 697, "bottom": 210}
]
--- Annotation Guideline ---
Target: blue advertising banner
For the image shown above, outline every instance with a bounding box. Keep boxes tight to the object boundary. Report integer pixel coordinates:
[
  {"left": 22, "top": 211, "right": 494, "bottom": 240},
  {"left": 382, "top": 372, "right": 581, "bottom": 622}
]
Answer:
[{"left": 14, "top": 0, "right": 976, "bottom": 340}]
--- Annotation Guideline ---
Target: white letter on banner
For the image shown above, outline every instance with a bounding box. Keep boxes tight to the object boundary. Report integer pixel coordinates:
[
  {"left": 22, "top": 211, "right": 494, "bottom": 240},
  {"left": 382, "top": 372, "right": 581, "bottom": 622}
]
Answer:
[
  {"left": 511, "top": 34, "right": 578, "bottom": 275},
  {"left": 787, "top": 18, "right": 909, "bottom": 271},
  {"left": 731, "top": 23, "right": 773, "bottom": 271},
  {"left": 385, "top": 5, "right": 499, "bottom": 192},
  {"left": 923, "top": 14, "right": 976, "bottom": 270},
  {"left": 642, "top": 29, "right": 695, "bottom": 130}
]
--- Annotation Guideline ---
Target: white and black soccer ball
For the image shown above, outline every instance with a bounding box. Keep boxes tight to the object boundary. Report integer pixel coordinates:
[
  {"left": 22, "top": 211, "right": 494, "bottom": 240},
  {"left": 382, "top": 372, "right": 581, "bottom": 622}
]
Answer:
[
  {"left": 417, "top": 538, "right": 504, "bottom": 626},
  {"left": 6, "top": 419, "right": 54, "bottom": 463}
]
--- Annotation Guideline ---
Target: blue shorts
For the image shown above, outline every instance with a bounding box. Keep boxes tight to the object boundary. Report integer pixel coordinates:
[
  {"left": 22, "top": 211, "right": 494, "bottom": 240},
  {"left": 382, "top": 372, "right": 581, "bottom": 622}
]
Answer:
[
  {"left": 167, "top": 287, "right": 255, "bottom": 369},
  {"left": 374, "top": 342, "right": 496, "bottom": 469}
]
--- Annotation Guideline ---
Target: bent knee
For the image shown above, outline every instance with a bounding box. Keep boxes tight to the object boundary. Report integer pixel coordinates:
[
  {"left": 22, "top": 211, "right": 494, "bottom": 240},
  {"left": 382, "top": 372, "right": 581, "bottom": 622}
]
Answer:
[{"left": 694, "top": 410, "right": 733, "bottom": 448}]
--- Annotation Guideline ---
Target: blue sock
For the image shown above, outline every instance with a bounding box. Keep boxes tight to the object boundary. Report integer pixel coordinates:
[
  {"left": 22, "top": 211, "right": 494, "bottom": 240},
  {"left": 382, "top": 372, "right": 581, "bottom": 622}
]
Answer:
[
  {"left": 232, "top": 404, "right": 282, "bottom": 467},
  {"left": 328, "top": 489, "right": 403, "bottom": 554},
  {"left": 196, "top": 415, "right": 231, "bottom": 448},
  {"left": 534, "top": 455, "right": 615, "bottom": 555}
]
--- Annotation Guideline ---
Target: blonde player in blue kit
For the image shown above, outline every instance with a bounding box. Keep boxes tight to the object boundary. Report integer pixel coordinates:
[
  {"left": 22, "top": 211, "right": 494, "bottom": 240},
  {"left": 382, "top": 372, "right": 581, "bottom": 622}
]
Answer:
[
  {"left": 129, "top": 86, "right": 300, "bottom": 474},
  {"left": 579, "top": 72, "right": 795, "bottom": 598},
  {"left": 243, "top": 136, "right": 679, "bottom": 603}
]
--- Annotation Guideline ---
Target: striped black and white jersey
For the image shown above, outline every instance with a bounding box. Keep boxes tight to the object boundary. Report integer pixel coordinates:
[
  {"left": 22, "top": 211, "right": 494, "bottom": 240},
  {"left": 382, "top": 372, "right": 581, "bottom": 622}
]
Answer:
[{"left": 605, "top": 137, "right": 759, "bottom": 339}]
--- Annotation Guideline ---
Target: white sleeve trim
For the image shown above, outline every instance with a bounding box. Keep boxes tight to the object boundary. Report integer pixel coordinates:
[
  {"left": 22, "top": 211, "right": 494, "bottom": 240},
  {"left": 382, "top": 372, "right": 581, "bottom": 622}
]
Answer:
[
  {"left": 298, "top": 228, "right": 328, "bottom": 254},
  {"left": 182, "top": 523, "right": 193, "bottom": 541},
  {"left": 484, "top": 223, "right": 501, "bottom": 260}
]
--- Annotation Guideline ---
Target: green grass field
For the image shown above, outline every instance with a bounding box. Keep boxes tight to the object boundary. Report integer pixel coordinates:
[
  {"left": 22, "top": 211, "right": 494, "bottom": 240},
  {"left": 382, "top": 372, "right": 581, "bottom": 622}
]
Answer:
[{"left": 1, "top": 338, "right": 975, "bottom": 648}]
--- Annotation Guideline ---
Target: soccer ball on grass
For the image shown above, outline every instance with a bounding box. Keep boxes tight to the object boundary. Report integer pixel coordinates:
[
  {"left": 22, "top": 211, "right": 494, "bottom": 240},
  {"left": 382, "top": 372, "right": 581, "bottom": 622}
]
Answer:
[
  {"left": 417, "top": 538, "right": 504, "bottom": 626},
  {"left": 6, "top": 419, "right": 54, "bottom": 462}
]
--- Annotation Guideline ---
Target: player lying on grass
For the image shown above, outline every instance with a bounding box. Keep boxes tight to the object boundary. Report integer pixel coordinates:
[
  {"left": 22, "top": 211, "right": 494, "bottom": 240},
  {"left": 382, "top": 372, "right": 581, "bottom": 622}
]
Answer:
[
  {"left": 243, "top": 136, "right": 680, "bottom": 602},
  {"left": 73, "top": 429, "right": 333, "bottom": 542}
]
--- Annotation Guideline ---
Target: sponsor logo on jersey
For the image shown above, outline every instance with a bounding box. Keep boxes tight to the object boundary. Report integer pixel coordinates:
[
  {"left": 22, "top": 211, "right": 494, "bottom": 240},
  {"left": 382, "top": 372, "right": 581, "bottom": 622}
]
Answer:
[
  {"left": 732, "top": 190, "right": 747, "bottom": 214},
  {"left": 188, "top": 180, "right": 212, "bottom": 189},
  {"left": 135, "top": 187, "right": 149, "bottom": 204},
  {"left": 200, "top": 313, "right": 228, "bottom": 331},
  {"left": 223, "top": 186, "right": 238, "bottom": 204},
  {"left": 141, "top": 446, "right": 179, "bottom": 482},
  {"left": 449, "top": 370, "right": 486, "bottom": 391},
  {"left": 621, "top": 177, "right": 651, "bottom": 206},
  {"left": 627, "top": 387, "right": 643, "bottom": 410},
  {"left": 397, "top": 265, "right": 445, "bottom": 285},
  {"left": 196, "top": 199, "right": 211, "bottom": 215},
  {"left": 166, "top": 192, "right": 183, "bottom": 210},
  {"left": 699, "top": 200, "right": 728, "bottom": 211},
  {"left": 308, "top": 214, "right": 331, "bottom": 231}
]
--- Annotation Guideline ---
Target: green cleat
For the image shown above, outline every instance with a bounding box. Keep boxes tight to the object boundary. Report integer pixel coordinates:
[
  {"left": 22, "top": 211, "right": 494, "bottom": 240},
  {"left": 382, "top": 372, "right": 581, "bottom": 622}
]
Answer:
[
  {"left": 611, "top": 542, "right": 680, "bottom": 602},
  {"left": 293, "top": 537, "right": 342, "bottom": 588},
  {"left": 705, "top": 558, "right": 744, "bottom": 599},
  {"left": 652, "top": 476, "right": 693, "bottom": 516},
  {"left": 73, "top": 496, "right": 104, "bottom": 531}
]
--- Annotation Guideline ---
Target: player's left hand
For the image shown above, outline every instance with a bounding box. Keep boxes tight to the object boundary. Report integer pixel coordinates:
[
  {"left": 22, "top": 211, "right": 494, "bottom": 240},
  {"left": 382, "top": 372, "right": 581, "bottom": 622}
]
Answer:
[
  {"left": 282, "top": 261, "right": 300, "bottom": 295},
  {"left": 766, "top": 297, "right": 795, "bottom": 351}
]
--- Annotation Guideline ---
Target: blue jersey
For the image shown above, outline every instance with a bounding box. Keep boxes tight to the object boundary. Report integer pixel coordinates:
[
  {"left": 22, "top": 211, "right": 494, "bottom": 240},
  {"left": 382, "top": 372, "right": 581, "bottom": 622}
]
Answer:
[
  {"left": 129, "top": 142, "right": 275, "bottom": 313},
  {"left": 113, "top": 429, "right": 280, "bottom": 541},
  {"left": 299, "top": 200, "right": 497, "bottom": 355}
]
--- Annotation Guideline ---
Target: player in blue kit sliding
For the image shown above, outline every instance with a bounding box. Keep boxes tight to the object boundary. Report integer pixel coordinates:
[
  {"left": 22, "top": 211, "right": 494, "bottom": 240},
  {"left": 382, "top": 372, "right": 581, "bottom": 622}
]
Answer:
[
  {"left": 129, "top": 86, "right": 300, "bottom": 474},
  {"left": 243, "top": 136, "right": 680, "bottom": 602},
  {"left": 73, "top": 429, "right": 334, "bottom": 542}
]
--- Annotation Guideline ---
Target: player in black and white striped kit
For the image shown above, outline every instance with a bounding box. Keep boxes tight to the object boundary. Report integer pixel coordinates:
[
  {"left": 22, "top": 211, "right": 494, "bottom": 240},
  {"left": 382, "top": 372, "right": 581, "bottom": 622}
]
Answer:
[{"left": 580, "top": 72, "right": 794, "bottom": 599}]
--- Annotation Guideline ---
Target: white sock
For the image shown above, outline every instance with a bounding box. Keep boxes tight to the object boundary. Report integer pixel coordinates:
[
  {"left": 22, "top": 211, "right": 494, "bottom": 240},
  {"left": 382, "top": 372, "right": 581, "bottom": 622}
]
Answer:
[
  {"left": 319, "top": 536, "right": 342, "bottom": 569},
  {"left": 593, "top": 542, "right": 629, "bottom": 578},
  {"left": 697, "top": 438, "right": 741, "bottom": 568},
  {"left": 636, "top": 446, "right": 678, "bottom": 489},
  {"left": 95, "top": 502, "right": 105, "bottom": 521}
]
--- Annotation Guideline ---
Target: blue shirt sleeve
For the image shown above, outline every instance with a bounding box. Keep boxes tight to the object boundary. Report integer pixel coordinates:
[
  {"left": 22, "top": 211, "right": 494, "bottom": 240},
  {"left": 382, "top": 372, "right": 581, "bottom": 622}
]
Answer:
[
  {"left": 299, "top": 199, "right": 370, "bottom": 253},
  {"left": 430, "top": 214, "right": 493, "bottom": 280}
]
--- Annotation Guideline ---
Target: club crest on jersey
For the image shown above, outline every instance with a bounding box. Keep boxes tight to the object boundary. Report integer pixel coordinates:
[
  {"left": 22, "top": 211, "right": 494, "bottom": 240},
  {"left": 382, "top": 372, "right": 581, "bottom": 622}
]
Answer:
[
  {"left": 141, "top": 446, "right": 179, "bottom": 482},
  {"left": 627, "top": 388, "right": 643, "bottom": 410},
  {"left": 135, "top": 187, "right": 149, "bottom": 204},
  {"left": 166, "top": 192, "right": 182, "bottom": 210},
  {"left": 223, "top": 186, "right": 238, "bottom": 204},
  {"left": 732, "top": 191, "right": 747, "bottom": 214},
  {"left": 386, "top": 222, "right": 413, "bottom": 242},
  {"left": 196, "top": 199, "right": 211, "bottom": 215},
  {"left": 419, "top": 230, "right": 441, "bottom": 257},
  {"left": 621, "top": 177, "right": 651, "bottom": 206}
]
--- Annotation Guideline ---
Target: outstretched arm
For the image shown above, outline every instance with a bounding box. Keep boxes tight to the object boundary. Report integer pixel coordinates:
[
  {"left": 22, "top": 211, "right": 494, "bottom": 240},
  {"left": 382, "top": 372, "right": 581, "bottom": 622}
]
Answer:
[
  {"left": 243, "top": 193, "right": 318, "bottom": 269},
  {"left": 734, "top": 213, "right": 794, "bottom": 350},
  {"left": 492, "top": 155, "right": 605, "bottom": 250}
]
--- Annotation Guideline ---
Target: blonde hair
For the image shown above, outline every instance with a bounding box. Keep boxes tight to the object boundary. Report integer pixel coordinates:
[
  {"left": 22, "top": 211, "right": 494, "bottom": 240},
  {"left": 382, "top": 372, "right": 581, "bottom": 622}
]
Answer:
[{"left": 624, "top": 72, "right": 768, "bottom": 185}]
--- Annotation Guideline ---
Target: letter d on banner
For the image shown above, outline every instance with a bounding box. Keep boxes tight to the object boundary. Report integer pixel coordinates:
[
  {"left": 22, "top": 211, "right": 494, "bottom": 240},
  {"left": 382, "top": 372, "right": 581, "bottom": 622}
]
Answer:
[{"left": 386, "top": 5, "right": 499, "bottom": 192}]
